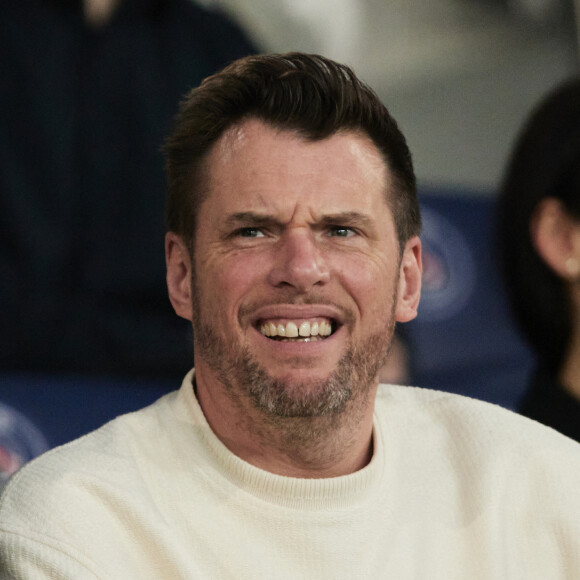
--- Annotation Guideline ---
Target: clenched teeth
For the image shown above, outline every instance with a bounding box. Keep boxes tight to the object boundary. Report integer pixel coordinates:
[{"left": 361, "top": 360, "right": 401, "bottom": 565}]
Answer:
[{"left": 259, "top": 320, "right": 333, "bottom": 340}]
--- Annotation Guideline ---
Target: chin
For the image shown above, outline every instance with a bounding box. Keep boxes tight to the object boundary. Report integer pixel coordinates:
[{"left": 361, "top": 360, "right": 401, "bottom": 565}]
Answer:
[{"left": 245, "top": 363, "right": 356, "bottom": 419}]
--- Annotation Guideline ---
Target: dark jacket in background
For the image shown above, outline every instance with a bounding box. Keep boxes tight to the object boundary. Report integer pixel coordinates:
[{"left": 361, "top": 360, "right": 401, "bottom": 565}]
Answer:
[
  {"left": 520, "top": 367, "right": 580, "bottom": 443},
  {"left": 1, "top": 0, "right": 256, "bottom": 379}
]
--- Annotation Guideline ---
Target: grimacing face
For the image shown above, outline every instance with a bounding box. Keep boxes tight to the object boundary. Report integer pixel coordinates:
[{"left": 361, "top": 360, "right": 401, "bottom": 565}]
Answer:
[{"left": 166, "top": 119, "right": 422, "bottom": 420}]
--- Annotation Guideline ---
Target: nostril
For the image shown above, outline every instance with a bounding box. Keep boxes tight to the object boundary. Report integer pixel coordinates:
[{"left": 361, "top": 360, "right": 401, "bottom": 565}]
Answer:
[{"left": 269, "top": 259, "right": 330, "bottom": 291}]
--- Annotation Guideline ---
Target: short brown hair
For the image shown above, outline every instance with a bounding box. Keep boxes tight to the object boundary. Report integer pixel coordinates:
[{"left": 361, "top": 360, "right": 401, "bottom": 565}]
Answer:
[{"left": 163, "top": 52, "right": 421, "bottom": 250}]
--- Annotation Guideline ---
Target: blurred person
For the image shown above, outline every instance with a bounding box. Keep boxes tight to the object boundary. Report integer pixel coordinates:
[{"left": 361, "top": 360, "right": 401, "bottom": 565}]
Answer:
[
  {"left": 0, "top": 0, "right": 255, "bottom": 380},
  {"left": 1, "top": 53, "right": 580, "bottom": 579},
  {"left": 497, "top": 77, "right": 580, "bottom": 441}
]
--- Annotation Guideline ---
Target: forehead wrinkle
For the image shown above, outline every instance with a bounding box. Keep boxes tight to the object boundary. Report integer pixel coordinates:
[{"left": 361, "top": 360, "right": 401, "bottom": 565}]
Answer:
[
  {"left": 207, "top": 120, "right": 395, "bottom": 226},
  {"left": 213, "top": 122, "right": 392, "bottom": 196}
]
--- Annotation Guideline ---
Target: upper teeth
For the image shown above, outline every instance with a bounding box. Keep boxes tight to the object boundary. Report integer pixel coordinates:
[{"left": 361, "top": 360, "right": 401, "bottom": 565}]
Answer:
[{"left": 260, "top": 320, "right": 332, "bottom": 338}]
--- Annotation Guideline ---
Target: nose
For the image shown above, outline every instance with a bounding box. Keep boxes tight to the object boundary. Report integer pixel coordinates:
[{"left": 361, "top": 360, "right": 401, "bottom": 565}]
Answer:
[{"left": 267, "top": 229, "right": 330, "bottom": 292}]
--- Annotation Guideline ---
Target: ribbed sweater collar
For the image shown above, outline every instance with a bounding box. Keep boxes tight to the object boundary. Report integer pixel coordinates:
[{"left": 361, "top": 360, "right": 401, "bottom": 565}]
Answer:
[{"left": 172, "top": 370, "right": 385, "bottom": 510}]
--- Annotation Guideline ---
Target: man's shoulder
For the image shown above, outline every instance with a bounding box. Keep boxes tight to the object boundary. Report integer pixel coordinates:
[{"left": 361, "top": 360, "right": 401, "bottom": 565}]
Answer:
[
  {"left": 0, "top": 389, "right": 178, "bottom": 528},
  {"left": 0, "top": 387, "right": 194, "bottom": 577},
  {"left": 375, "top": 383, "right": 580, "bottom": 466},
  {"left": 375, "top": 384, "right": 580, "bottom": 536}
]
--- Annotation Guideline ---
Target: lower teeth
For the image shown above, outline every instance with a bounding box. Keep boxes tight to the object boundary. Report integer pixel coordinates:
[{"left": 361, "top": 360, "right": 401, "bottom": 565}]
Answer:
[{"left": 275, "top": 336, "right": 321, "bottom": 342}]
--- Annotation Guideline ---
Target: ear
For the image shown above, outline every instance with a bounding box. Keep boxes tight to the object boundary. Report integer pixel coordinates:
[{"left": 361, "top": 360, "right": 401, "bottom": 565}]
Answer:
[
  {"left": 395, "top": 235, "right": 422, "bottom": 322},
  {"left": 165, "top": 232, "right": 193, "bottom": 321},
  {"left": 531, "top": 198, "right": 580, "bottom": 279}
]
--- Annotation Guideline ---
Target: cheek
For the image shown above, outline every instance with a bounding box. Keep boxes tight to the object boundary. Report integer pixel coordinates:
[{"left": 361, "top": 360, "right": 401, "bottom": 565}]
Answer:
[
  {"left": 222, "top": 253, "right": 268, "bottom": 290},
  {"left": 335, "top": 255, "right": 399, "bottom": 320},
  {"left": 198, "top": 252, "right": 268, "bottom": 315}
]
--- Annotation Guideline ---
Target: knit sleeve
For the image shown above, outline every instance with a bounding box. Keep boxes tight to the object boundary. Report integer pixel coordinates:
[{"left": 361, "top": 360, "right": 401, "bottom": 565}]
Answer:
[{"left": 0, "top": 527, "right": 101, "bottom": 580}]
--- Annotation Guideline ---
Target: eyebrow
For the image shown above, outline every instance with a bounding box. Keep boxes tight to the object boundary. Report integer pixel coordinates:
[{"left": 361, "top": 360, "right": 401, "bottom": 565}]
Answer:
[
  {"left": 318, "top": 212, "right": 375, "bottom": 230},
  {"left": 225, "top": 212, "right": 279, "bottom": 228},
  {"left": 225, "top": 211, "right": 375, "bottom": 229}
]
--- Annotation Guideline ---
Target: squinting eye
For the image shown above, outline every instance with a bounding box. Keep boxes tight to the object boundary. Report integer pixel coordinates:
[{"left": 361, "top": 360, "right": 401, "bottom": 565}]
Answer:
[
  {"left": 238, "top": 227, "right": 265, "bottom": 238},
  {"left": 328, "top": 226, "right": 355, "bottom": 237}
]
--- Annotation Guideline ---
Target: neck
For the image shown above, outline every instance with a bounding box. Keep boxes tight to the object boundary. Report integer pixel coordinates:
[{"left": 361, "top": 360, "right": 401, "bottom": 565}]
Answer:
[
  {"left": 193, "top": 363, "right": 377, "bottom": 478},
  {"left": 83, "top": 0, "right": 121, "bottom": 27},
  {"left": 560, "top": 284, "right": 580, "bottom": 399}
]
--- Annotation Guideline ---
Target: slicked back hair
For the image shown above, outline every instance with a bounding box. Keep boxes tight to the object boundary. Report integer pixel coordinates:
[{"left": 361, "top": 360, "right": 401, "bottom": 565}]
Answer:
[
  {"left": 497, "top": 76, "right": 580, "bottom": 371},
  {"left": 163, "top": 52, "right": 421, "bottom": 252}
]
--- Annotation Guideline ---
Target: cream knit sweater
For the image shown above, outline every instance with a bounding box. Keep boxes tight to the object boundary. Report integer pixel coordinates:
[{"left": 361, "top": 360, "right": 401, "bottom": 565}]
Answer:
[{"left": 1, "top": 370, "right": 580, "bottom": 579}]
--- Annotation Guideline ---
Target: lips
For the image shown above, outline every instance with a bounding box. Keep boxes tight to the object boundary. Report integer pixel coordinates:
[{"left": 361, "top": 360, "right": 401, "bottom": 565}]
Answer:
[
  {"left": 259, "top": 319, "right": 334, "bottom": 342},
  {"left": 248, "top": 301, "right": 347, "bottom": 344}
]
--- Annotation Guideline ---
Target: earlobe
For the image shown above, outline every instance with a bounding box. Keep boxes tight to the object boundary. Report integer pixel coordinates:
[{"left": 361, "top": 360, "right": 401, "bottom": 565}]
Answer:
[
  {"left": 531, "top": 198, "right": 580, "bottom": 280},
  {"left": 395, "top": 236, "right": 422, "bottom": 323},
  {"left": 165, "top": 232, "right": 194, "bottom": 321}
]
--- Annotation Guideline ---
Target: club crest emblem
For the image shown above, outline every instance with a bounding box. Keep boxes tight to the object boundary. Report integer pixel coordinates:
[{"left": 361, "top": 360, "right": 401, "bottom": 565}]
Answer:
[{"left": 0, "top": 402, "right": 48, "bottom": 490}]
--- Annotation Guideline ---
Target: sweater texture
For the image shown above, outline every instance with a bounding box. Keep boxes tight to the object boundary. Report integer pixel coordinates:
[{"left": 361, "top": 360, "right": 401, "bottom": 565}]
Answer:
[{"left": 1, "top": 370, "right": 580, "bottom": 579}]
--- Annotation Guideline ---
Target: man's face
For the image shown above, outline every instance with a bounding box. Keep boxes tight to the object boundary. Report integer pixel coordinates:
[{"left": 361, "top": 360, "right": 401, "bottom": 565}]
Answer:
[{"left": 171, "top": 119, "right": 421, "bottom": 419}]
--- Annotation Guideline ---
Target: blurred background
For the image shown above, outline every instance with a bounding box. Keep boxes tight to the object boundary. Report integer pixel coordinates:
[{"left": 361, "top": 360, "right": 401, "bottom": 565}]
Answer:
[
  {"left": 209, "top": 0, "right": 579, "bottom": 190},
  {"left": 1, "top": 0, "right": 578, "bottom": 484}
]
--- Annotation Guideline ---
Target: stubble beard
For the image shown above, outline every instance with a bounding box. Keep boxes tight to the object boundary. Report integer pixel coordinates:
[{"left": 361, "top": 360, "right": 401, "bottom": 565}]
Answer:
[{"left": 191, "top": 283, "right": 398, "bottom": 434}]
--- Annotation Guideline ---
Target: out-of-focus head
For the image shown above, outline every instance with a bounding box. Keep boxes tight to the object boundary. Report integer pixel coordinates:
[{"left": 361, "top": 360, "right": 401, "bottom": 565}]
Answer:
[
  {"left": 163, "top": 52, "right": 420, "bottom": 252},
  {"left": 498, "top": 77, "right": 580, "bottom": 371}
]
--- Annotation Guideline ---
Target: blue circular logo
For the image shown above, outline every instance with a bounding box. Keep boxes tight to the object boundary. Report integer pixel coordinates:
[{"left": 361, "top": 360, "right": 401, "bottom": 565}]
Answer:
[
  {"left": 0, "top": 403, "right": 49, "bottom": 490},
  {"left": 419, "top": 206, "right": 477, "bottom": 321}
]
